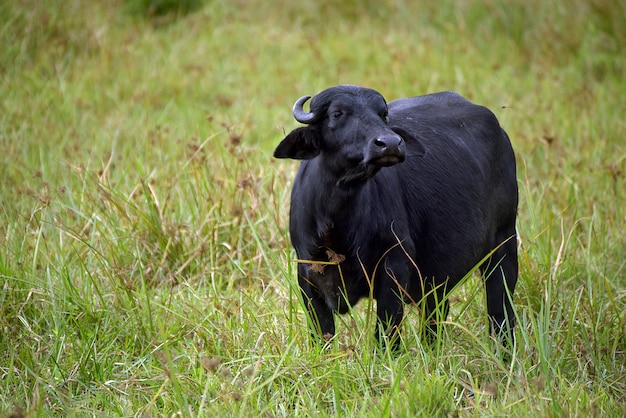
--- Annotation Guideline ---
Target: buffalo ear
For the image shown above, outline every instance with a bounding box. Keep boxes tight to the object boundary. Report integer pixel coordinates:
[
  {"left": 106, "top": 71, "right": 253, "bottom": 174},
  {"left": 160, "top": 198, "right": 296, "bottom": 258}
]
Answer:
[{"left": 273, "top": 127, "right": 321, "bottom": 160}]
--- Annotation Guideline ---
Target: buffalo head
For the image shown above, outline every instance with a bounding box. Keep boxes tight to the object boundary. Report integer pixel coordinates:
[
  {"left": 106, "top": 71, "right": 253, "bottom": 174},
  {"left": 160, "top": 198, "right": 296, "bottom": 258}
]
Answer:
[{"left": 274, "top": 85, "right": 406, "bottom": 184}]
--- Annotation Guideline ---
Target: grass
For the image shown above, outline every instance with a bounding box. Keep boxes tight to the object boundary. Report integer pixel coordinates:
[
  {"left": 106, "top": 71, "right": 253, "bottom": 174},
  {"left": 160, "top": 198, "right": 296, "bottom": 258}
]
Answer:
[{"left": 1, "top": 0, "right": 625, "bottom": 416}]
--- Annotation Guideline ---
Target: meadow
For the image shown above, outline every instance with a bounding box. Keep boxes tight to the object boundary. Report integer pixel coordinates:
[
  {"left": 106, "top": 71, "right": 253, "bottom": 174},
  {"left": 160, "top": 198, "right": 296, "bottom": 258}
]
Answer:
[{"left": 1, "top": 0, "right": 624, "bottom": 416}]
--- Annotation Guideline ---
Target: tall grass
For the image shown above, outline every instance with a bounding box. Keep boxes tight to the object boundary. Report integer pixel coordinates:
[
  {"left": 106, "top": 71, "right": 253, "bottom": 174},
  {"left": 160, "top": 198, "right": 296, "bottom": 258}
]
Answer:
[{"left": 1, "top": 0, "right": 624, "bottom": 416}]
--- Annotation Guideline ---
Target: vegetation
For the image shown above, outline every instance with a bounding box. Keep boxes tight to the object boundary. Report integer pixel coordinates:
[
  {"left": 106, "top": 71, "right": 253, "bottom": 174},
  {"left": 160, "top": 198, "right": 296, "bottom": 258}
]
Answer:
[{"left": 1, "top": 0, "right": 624, "bottom": 415}]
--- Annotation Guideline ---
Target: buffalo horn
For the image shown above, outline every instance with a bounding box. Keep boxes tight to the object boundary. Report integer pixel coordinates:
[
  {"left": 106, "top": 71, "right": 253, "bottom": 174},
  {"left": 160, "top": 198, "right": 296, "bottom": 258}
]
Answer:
[{"left": 292, "top": 95, "right": 317, "bottom": 124}]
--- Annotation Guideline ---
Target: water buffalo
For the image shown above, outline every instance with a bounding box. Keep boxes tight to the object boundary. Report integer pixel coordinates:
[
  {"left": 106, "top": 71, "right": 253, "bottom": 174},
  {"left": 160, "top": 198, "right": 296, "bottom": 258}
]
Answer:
[{"left": 274, "top": 85, "right": 518, "bottom": 350}]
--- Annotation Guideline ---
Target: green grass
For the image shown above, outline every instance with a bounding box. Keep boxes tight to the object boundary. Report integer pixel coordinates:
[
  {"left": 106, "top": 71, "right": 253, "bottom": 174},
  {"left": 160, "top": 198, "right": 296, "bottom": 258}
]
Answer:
[{"left": 1, "top": 0, "right": 624, "bottom": 416}]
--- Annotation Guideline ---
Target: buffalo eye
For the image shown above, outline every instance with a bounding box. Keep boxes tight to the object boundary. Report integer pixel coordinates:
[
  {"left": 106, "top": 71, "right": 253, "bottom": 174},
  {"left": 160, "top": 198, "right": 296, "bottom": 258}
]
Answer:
[
  {"left": 380, "top": 110, "right": 389, "bottom": 123},
  {"left": 330, "top": 111, "right": 343, "bottom": 120}
]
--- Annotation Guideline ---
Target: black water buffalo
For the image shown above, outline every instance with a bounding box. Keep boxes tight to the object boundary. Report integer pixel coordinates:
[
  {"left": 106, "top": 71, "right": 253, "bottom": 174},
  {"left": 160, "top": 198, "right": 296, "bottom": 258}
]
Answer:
[{"left": 274, "top": 85, "right": 518, "bottom": 349}]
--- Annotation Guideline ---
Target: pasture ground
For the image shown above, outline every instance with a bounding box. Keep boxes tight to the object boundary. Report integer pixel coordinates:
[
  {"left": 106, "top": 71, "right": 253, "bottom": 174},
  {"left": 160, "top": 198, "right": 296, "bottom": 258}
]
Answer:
[{"left": 1, "top": 0, "right": 624, "bottom": 416}]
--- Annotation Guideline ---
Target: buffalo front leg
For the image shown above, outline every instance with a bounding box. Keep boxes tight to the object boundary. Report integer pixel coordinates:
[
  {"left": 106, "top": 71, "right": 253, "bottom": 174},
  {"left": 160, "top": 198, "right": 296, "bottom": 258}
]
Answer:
[
  {"left": 376, "top": 299, "right": 404, "bottom": 351},
  {"left": 423, "top": 282, "right": 450, "bottom": 345},
  {"left": 375, "top": 275, "right": 408, "bottom": 351},
  {"left": 299, "top": 282, "right": 335, "bottom": 344}
]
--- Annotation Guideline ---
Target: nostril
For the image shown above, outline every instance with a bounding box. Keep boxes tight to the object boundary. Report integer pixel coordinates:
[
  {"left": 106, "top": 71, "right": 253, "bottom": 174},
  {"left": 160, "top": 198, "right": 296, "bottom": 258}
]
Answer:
[{"left": 374, "top": 138, "right": 387, "bottom": 148}]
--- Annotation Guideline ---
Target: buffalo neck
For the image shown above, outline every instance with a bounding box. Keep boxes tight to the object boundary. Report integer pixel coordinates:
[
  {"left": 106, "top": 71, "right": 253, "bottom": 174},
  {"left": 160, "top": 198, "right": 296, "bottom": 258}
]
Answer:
[{"left": 303, "top": 158, "right": 371, "bottom": 217}]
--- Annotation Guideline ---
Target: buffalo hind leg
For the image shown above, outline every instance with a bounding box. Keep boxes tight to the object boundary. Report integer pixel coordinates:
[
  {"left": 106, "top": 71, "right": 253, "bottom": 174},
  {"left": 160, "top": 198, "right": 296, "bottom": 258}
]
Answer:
[{"left": 483, "top": 231, "right": 518, "bottom": 349}]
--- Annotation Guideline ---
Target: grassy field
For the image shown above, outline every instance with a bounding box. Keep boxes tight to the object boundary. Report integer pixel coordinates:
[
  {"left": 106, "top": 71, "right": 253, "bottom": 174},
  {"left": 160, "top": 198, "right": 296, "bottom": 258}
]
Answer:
[{"left": 1, "top": 0, "right": 625, "bottom": 416}]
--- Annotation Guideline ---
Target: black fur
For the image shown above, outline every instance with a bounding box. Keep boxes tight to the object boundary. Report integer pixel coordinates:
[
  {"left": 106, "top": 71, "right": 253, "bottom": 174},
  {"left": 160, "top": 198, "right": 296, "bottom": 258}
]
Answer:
[{"left": 274, "top": 85, "right": 518, "bottom": 349}]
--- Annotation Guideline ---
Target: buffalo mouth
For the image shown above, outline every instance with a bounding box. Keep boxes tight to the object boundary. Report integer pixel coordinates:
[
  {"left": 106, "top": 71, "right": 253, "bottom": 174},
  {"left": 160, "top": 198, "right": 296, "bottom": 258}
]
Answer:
[
  {"left": 368, "top": 150, "right": 406, "bottom": 167},
  {"left": 371, "top": 154, "right": 405, "bottom": 167},
  {"left": 339, "top": 153, "right": 405, "bottom": 186}
]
